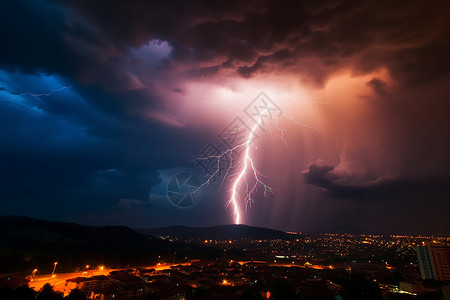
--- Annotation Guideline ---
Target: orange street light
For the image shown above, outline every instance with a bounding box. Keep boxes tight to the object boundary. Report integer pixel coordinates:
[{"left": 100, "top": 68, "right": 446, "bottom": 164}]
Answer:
[
  {"left": 51, "top": 262, "right": 58, "bottom": 277},
  {"left": 30, "top": 269, "right": 38, "bottom": 282}
]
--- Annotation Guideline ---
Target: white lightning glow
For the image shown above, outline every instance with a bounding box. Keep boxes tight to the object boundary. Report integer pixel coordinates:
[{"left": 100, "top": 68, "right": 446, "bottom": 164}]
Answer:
[
  {"left": 193, "top": 93, "right": 322, "bottom": 225},
  {"left": 229, "top": 107, "right": 275, "bottom": 224}
]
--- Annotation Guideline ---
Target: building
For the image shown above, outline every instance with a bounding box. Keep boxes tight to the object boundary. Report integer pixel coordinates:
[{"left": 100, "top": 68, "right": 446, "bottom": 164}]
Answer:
[
  {"left": 416, "top": 242, "right": 450, "bottom": 282},
  {"left": 66, "top": 275, "right": 110, "bottom": 291}
]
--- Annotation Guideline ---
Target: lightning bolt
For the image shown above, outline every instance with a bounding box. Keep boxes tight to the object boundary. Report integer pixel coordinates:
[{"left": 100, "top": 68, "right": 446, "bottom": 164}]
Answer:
[
  {"left": 18, "top": 85, "right": 72, "bottom": 97},
  {"left": 194, "top": 95, "right": 322, "bottom": 225},
  {"left": 229, "top": 107, "right": 271, "bottom": 224}
]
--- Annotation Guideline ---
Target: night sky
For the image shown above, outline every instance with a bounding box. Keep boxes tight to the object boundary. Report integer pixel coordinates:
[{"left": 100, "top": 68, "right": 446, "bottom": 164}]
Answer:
[{"left": 1, "top": 0, "right": 450, "bottom": 235}]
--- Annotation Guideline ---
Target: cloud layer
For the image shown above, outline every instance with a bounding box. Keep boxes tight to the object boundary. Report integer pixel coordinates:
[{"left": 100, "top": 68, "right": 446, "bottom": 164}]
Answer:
[{"left": 0, "top": 0, "right": 449, "bottom": 233}]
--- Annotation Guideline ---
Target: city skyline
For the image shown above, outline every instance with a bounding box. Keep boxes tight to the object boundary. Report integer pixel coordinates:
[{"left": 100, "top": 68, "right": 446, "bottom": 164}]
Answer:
[{"left": 1, "top": 0, "right": 450, "bottom": 235}]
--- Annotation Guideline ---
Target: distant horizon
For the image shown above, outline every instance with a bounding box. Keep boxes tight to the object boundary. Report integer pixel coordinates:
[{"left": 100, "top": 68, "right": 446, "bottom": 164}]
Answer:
[{"left": 2, "top": 214, "right": 448, "bottom": 237}]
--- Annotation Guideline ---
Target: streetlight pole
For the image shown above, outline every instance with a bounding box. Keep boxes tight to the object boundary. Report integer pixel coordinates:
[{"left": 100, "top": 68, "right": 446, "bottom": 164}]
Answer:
[
  {"left": 52, "top": 262, "right": 58, "bottom": 278},
  {"left": 30, "top": 269, "right": 37, "bottom": 281}
]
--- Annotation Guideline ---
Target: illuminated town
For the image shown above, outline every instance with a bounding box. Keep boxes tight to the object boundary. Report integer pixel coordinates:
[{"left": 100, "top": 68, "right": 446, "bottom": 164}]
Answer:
[{"left": 2, "top": 225, "right": 449, "bottom": 299}]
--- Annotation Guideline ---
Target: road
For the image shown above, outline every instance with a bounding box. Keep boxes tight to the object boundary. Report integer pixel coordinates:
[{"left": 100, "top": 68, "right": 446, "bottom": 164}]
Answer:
[
  {"left": 28, "top": 263, "right": 189, "bottom": 296},
  {"left": 28, "top": 260, "right": 332, "bottom": 296}
]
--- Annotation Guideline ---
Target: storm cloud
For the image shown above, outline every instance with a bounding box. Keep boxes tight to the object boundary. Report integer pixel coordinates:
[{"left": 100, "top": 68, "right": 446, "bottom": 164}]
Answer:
[{"left": 1, "top": 0, "right": 449, "bottom": 233}]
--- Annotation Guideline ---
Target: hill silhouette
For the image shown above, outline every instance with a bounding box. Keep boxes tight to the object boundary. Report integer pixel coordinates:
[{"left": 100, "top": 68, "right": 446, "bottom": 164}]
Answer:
[
  {"left": 136, "top": 224, "right": 291, "bottom": 240},
  {"left": 0, "top": 216, "right": 218, "bottom": 274}
]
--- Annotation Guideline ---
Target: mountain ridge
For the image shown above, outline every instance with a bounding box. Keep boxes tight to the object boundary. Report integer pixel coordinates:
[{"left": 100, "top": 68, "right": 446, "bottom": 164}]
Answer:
[
  {"left": 0, "top": 215, "right": 220, "bottom": 274},
  {"left": 135, "top": 223, "right": 292, "bottom": 240}
]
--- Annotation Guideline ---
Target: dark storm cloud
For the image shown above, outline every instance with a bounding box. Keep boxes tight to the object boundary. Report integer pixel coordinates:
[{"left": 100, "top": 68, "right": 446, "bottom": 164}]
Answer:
[
  {"left": 2, "top": 0, "right": 449, "bottom": 102},
  {"left": 302, "top": 161, "right": 450, "bottom": 202},
  {"left": 0, "top": 0, "right": 174, "bottom": 119},
  {"left": 302, "top": 161, "right": 450, "bottom": 235},
  {"left": 0, "top": 76, "right": 205, "bottom": 223},
  {"left": 302, "top": 162, "right": 381, "bottom": 199},
  {"left": 0, "top": 87, "right": 158, "bottom": 218},
  {"left": 4, "top": 0, "right": 448, "bottom": 112},
  {"left": 303, "top": 163, "right": 336, "bottom": 188},
  {"left": 55, "top": 0, "right": 450, "bottom": 86},
  {"left": 366, "top": 78, "right": 388, "bottom": 96},
  {"left": 1, "top": 0, "right": 449, "bottom": 232},
  {"left": 0, "top": 0, "right": 77, "bottom": 76}
]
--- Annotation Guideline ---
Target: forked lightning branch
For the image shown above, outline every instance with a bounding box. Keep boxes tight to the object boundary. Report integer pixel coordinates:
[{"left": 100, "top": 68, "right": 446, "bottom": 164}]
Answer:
[{"left": 193, "top": 92, "right": 319, "bottom": 225}]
